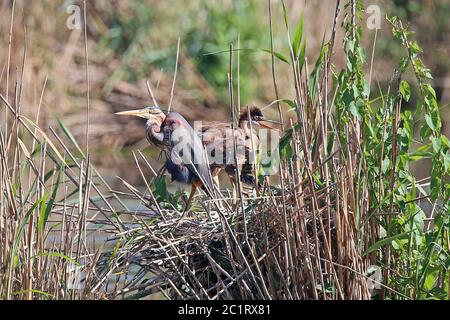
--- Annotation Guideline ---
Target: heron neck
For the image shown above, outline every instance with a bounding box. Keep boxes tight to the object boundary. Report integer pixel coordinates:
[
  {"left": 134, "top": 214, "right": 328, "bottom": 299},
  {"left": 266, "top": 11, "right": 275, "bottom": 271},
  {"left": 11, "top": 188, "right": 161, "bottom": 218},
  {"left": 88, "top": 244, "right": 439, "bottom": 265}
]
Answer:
[
  {"left": 146, "top": 120, "right": 164, "bottom": 145},
  {"left": 238, "top": 120, "right": 252, "bottom": 135}
]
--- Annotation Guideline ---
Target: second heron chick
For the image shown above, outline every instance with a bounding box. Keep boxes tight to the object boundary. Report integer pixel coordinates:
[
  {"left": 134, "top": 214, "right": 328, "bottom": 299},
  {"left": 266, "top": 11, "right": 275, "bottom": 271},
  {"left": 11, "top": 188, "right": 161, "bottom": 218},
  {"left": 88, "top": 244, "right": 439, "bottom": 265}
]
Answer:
[{"left": 198, "top": 106, "right": 277, "bottom": 189}]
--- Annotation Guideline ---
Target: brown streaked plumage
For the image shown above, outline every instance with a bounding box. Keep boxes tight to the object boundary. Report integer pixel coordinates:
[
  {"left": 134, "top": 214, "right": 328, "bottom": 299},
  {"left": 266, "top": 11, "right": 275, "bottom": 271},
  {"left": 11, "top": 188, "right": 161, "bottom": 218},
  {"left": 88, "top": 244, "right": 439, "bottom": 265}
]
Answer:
[{"left": 199, "top": 106, "right": 277, "bottom": 189}]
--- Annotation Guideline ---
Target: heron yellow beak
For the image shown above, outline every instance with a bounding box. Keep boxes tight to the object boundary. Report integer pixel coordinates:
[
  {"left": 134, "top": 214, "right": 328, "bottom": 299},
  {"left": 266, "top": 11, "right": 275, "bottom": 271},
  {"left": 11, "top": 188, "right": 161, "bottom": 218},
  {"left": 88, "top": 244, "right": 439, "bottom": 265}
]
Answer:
[
  {"left": 256, "top": 119, "right": 280, "bottom": 129},
  {"left": 115, "top": 107, "right": 159, "bottom": 119}
]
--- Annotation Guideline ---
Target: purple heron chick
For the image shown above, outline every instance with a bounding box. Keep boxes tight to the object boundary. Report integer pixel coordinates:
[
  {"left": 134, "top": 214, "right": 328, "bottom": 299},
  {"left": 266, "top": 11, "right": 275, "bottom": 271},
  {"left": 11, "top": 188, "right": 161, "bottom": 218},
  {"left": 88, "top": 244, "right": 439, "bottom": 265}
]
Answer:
[{"left": 199, "top": 106, "right": 278, "bottom": 189}]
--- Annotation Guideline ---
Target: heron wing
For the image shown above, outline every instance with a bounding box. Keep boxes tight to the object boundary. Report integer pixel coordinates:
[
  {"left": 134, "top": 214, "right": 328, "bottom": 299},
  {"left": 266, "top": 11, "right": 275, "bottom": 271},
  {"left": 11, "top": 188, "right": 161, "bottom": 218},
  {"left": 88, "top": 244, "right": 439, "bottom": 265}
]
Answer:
[{"left": 165, "top": 112, "right": 215, "bottom": 197}]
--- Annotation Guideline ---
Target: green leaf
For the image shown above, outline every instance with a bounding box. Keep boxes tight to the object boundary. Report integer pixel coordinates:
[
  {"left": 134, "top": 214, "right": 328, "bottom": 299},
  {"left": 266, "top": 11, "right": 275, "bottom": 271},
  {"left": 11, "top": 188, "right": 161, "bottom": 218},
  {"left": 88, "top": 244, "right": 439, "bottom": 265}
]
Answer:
[
  {"left": 399, "top": 80, "right": 411, "bottom": 102},
  {"left": 261, "top": 49, "right": 290, "bottom": 65},
  {"left": 38, "top": 167, "right": 63, "bottom": 236},
  {"left": 298, "top": 38, "right": 307, "bottom": 70},
  {"left": 420, "top": 123, "right": 432, "bottom": 140},
  {"left": 441, "top": 135, "right": 450, "bottom": 148},
  {"left": 425, "top": 114, "right": 436, "bottom": 131},
  {"left": 292, "top": 13, "right": 304, "bottom": 60},
  {"left": 410, "top": 41, "right": 423, "bottom": 55},
  {"left": 153, "top": 177, "right": 169, "bottom": 201},
  {"left": 281, "top": 99, "right": 296, "bottom": 110},
  {"left": 309, "top": 39, "right": 329, "bottom": 102},
  {"left": 280, "top": 142, "right": 293, "bottom": 160},
  {"left": 431, "top": 137, "right": 442, "bottom": 154},
  {"left": 349, "top": 102, "right": 362, "bottom": 120},
  {"left": 408, "top": 151, "right": 430, "bottom": 161},
  {"left": 11, "top": 196, "right": 48, "bottom": 268},
  {"left": 57, "top": 118, "right": 86, "bottom": 159},
  {"left": 11, "top": 289, "right": 54, "bottom": 299},
  {"left": 363, "top": 230, "right": 415, "bottom": 256},
  {"left": 423, "top": 84, "right": 436, "bottom": 99},
  {"left": 327, "top": 131, "right": 335, "bottom": 155},
  {"left": 203, "top": 48, "right": 290, "bottom": 65},
  {"left": 398, "top": 56, "right": 409, "bottom": 73},
  {"left": 38, "top": 201, "right": 47, "bottom": 237},
  {"left": 33, "top": 252, "right": 81, "bottom": 266},
  {"left": 280, "top": 0, "right": 289, "bottom": 30},
  {"left": 430, "top": 170, "right": 441, "bottom": 200},
  {"left": 443, "top": 151, "right": 450, "bottom": 172}
]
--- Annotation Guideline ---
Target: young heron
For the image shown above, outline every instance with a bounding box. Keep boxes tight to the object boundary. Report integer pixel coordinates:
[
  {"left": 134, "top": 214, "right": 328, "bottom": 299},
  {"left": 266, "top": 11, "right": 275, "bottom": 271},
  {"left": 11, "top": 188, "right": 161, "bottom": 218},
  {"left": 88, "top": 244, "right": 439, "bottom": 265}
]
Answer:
[{"left": 199, "top": 106, "right": 278, "bottom": 190}]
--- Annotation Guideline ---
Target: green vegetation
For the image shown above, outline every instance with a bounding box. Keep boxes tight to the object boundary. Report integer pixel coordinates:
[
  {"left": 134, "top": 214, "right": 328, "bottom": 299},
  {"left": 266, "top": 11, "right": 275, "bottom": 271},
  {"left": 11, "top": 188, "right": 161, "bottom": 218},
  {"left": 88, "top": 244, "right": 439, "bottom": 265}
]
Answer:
[{"left": 97, "top": 0, "right": 269, "bottom": 104}]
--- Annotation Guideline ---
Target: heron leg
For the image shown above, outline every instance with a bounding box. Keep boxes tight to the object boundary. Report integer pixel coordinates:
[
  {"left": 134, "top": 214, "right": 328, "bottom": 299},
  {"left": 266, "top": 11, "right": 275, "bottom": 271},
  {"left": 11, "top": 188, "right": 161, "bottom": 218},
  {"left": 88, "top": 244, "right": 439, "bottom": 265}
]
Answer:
[
  {"left": 184, "top": 183, "right": 197, "bottom": 214},
  {"left": 153, "top": 165, "right": 166, "bottom": 182},
  {"left": 175, "top": 183, "right": 197, "bottom": 228}
]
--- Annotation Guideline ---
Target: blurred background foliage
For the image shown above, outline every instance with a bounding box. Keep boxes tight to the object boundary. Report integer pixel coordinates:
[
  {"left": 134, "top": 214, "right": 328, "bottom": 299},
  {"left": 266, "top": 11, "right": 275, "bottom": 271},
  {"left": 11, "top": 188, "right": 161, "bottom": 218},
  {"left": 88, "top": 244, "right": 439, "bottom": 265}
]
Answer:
[
  {"left": 0, "top": 0, "right": 449, "bottom": 184},
  {"left": 96, "top": 0, "right": 269, "bottom": 104},
  {"left": 381, "top": 0, "right": 450, "bottom": 102}
]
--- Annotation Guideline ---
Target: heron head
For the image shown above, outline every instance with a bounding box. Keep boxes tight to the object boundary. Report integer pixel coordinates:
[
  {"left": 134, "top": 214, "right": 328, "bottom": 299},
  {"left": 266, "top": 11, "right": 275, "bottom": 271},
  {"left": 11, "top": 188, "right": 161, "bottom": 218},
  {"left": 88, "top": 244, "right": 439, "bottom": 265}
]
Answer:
[
  {"left": 239, "top": 106, "right": 279, "bottom": 129},
  {"left": 115, "top": 106, "right": 166, "bottom": 121}
]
